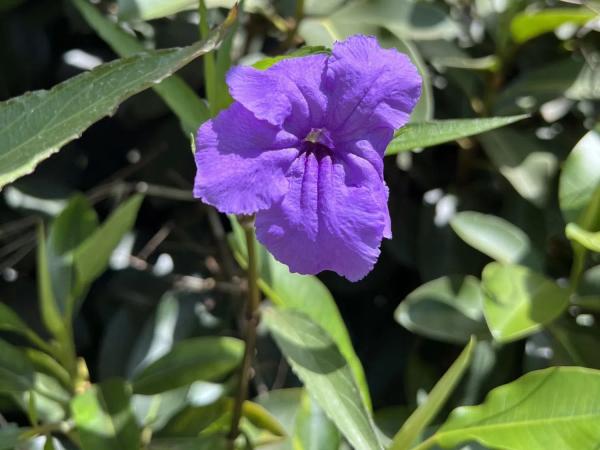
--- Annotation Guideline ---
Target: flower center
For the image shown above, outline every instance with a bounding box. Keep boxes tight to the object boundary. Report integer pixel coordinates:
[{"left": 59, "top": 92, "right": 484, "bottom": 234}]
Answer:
[{"left": 302, "top": 128, "right": 334, "bottom": 158}]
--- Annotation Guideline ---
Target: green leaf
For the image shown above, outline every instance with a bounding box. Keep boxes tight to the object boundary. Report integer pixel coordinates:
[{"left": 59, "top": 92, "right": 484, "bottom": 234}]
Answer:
[
  {"left": 47, "top": 194, "right": 99, "bottom": 316},
  {"left": 450, "top": 211, "right": 537, "bottom": 266},
  {"left": 148, "top": 436, "right": 227, "bottom": 450},
  {"left": 118, "top": 0, "right": 196, "bottom": 20},
  {"left": 37, "top": 225, "right": 64, "bottom": 337},
  {"left": 0, "top": 15, "right": 235, "bottom": 189},
  {"left": 385, "top": 115, "right": 528, "bottom": 155},
  {"left": 131, "top": 337, "right": 243, "bottom": 395},
  {"left": 389, "top": 337, "right": 476, "bottom": 450},
  {"left": 72, "top": 194, "right": 143, "bottom": 292},
  {"left": 71, "top": 379, "right": 140, "bottom": 450},
  {"left": 293, "top": 392, "right": 341, "bottom": 450},
  {"left": 479, "top": 129, "right": 558, "bottom": 207},
  {"left": 482, "top": 263, "right": 569, "bottom": 342},
  {"left": 252, "top": 46, "right": 330, "bottom": 71},
  {"left": 0, "top": 339, "right": 34, "bottom": 393},
  {"left": 566, "top": 223, "right": 600, "bottom": 252},
  {"left": 493, "top": 58, "right": 581, "bottom": 115},
  {"left": 395, "top": 276, "right": 488, "bottom": 344},
  {"left": 510, "top": 8, "right": 597, "bottom": 43},
  {"left": 431, "top": 367, "right": 600, "bottom": 450},
  {"left": 263, "top": 308, "right": 382, "bottom": 450},
  {"left": 0, "top": 424, "right": 26, "bottom": 450},
  {"left": 559, "top": 131, "right": 600, "bottom": 224},
  {"left": 0, "top": 302, "right": 32, "bottom": 336},
  {"left": 229, "top": 218, "right": 371, "bottom": 410},
  {"left": 71, "top": 0, "right": 209, "bottom": 133}
]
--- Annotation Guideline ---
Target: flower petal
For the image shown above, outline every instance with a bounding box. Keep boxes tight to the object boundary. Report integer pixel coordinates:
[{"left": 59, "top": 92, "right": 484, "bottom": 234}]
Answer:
[
  {"left": 226, "top": 54, "right": 328, "bottom": 133},
  {"left": 194, "top": 102, "right": 299, "bottom": 215},
  {"left": 255, "top": 152, "right": 389, "bottom": 281},
  {"left": 324, "top": 35, "right": 422, "bottom": 139}
]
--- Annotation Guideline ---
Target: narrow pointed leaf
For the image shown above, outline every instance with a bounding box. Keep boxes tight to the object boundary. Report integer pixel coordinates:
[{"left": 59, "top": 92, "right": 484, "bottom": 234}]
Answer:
[
  {"left": 263, "top": 308, "right": 382, "bottom": 450},
  {"left": 71, "top": 0, "right": 208, "bottom": 133},
  {"left": 385, "top": 115, "right": 528, "bottom": 155},
  {"left": 0, "top": 9, "right": 236, "bottom": 188},
  {"left": 389, "top": 337, "right": 476, "bottom": 450}
]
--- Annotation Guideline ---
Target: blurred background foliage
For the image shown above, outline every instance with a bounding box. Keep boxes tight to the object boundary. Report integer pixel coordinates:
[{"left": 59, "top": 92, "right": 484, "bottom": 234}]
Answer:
[{"left": 0, "top": 0, "right": 599, "bottom": 448}]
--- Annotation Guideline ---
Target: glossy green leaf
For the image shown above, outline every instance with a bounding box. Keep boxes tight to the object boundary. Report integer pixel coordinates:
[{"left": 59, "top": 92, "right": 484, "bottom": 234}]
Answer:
[
  {"left": 0, "top": 16, "right": 234, "bottom": 188},
  {"left": 37, "top": 225, "right": 64, "bottom": 337},
  {"left": 263, "top": 308, "right": 382, "bottom": 450},
  {"left": 510, "top": 8, "right": 597, "bottom": 43},
  {"left": 395, "top": 275, "right": 488, "bottom": 344},
  {"left": 229, "top": 218, "right": 371, "bottom": 410},
  {"left": 386, "top": 115, "right": 528, "bottom": 155},
  {"left": 0, "top": 302, "right": 31, "bottom": 337},
  {"left": 131, "top": 337, "right": 243, "bottom": 394},
  {"left": 482, "top": 263, "right": 569, "bottom": 342},
  {"left": 390, "top": 337, "right": 476, "bottom": 450},
  {"left": 559, "top": 131, "right": 600, "bottom": 224},
  {"left": 0, "top": 339, "right": 34, "bottom": 393},
  {"left": 72, "top": 0, "right": 209, "bottom": 133},
  {"left": 566, "top": 223, "right": 600, "bottom": 252},
  {"left": 429, "top": 367, "right": 600, "bottom": 450},
  {"left": 72, "top": 379, "right": 140, "bottom": 450},
  {"left": 480, "top": 129, "right": 558, "bottom": 207},
  {"left": 293, "top": 392, "right": 341, "bottom": 450},
  {"left": 47, "top": 194, "right": 98, "bottom": 315},
  {"left": 73, "top": 194, "right": 143, "bottom": 292},
  {"left": 450, "top": 211, "right": 536, "bottom": 265}
]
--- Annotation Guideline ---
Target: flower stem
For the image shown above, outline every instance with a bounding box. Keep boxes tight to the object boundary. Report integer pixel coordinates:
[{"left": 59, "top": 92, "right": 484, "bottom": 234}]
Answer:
[{"left": 228, "top": 219, "right": 261, "bottom": 448}]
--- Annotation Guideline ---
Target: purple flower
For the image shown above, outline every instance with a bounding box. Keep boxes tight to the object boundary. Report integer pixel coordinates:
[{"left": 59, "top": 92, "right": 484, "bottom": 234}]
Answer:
[{"left": 194, "top": 35, "right": 421, "bottom": 281}]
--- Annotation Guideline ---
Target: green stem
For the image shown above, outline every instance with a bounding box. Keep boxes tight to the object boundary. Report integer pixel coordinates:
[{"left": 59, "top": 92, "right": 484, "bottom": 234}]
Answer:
[
  {"left": 228, "top": 218, "right": 261, "bottom": 448},
  {"left": 410, "top": 436, "right": 438, "bottom": 450},
  {"left": 199, "top": 0, "right": 217, "bottom": 116}
]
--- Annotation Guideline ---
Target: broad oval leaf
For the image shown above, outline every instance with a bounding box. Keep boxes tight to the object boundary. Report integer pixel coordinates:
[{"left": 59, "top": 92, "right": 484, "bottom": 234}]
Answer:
[
  {"left": 395, "top": 275, "right": 488, "bottom": 344},
  {"left": 450, "top": 211, "right": 536, "bottom": 265},
  {"left": 71, "top": 379, "right": 140, "bottom": 450},
  {"left": 131, "top": 337, "right": 243, "bottom": 395},
  {"left": 559, "top": 131, "right": 600, "bottom": 224},
  {"left": 389, "top": 337, "right": 476, "bottom": 450},
  {"left": 263, "top": 308, "right": 382, "bottom": 450},
  {"left": 482, "top": 263, "right": 569, "bottom": 342},
  {"left": 479, "top": 129, "right": 558, "bottom": 207},
  {"left": 0, "top": 12, "right": 235, "bottom": 189},
  {"left": 433, "top": 367, "right": 600, "bottom": 450},
  {"left": 386, "top": 115, "right": 528, "bottom": 155}
]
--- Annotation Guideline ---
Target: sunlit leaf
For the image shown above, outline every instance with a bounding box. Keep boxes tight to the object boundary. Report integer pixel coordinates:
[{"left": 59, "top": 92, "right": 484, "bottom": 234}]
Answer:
[
  {"left": 482, "top": 263, "right": 569, "bottom": 342},
  {"left": 131, "top": 337, "right": 243, "bottom": 394},
  {"left": 431, "top": 367, "right": 600, "bottom": 450},
  {"left": 510, "top": 8, "right": 597, "bottom": 43},
  {"left": 263, "top": 308, "right": 382, "bottom": 450},
  {"left": 71, "top": 0, "right": 209, "bottom": 133},
  {"left": 566, "top": 223, "right": 600, "bottom": 252},
  {"left": 386, "top": 115, "right": 528, "bottom": 155},
  {"left": 0, "top": 13, "right": 235, "bottom": 188},
  {"left": 71, "top": 379, "right": 140, "bottom": 450},
  {"left": 395, "top": 276, "right": 488, "bottom": 344}
]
